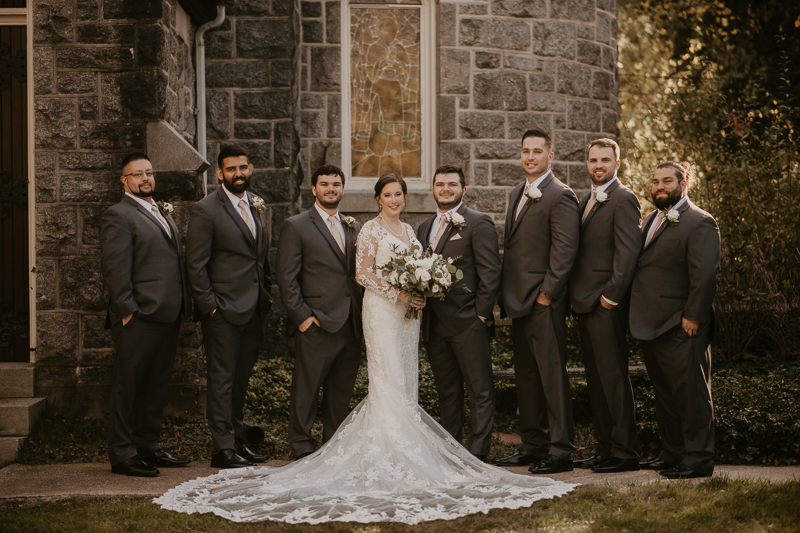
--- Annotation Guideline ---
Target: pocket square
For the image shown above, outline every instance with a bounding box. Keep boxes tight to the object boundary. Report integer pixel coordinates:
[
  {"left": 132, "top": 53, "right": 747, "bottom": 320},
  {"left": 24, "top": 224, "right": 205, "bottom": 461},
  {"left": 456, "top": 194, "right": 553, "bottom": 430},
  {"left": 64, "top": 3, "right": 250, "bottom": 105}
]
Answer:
[{"left": 450, "top": 234, "right": 462, "bottom": 241}]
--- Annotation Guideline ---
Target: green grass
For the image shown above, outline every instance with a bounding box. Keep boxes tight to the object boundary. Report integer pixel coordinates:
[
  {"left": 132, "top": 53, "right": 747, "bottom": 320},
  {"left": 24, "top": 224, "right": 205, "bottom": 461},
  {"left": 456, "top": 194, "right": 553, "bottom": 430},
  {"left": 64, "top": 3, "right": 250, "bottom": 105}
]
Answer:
[{"left": 2, "top": 478, "right": 798, "bottom": 532}]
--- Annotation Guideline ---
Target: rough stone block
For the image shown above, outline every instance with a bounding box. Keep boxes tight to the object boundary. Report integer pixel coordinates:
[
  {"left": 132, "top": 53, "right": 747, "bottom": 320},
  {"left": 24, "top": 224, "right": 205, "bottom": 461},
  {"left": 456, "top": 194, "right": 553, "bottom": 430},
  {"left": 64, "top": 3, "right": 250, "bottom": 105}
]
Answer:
[
  {"left": 33, "top": 0, "right": 73, "bottom": 44},
  {"left": 56, "top": 47, "right": 135, "bottom": 70},
  {"left": 237, "top": 19, "right": 295, "bottom": 60},
  {"left": 439, "top": 3, "right": 456, "bottom": 47},
  {"left": 473, "top": 163, "right": 489, "bottom": 186},
  {"left": 551, "top": 0, "right": 596, "bottom": 22},
  {"left": 303, "top": 21, "right": 324, "bottom": 43},
  {"left": 205, "top": 32, "right": 233, "bottom": 60},
  {"left": 33, "top": 48, "right": 54, "bottom": 96},
  {"left": 474, "top": 72, "right": 527, "bottom": 111},
  {"left": 206, "top": 62, "right": 269, "bottom": 89},
  {"left": 596, "top": 0, "right": 616, "bottom": 11},
  {"left": 227, "top": 0, "right": 271, "bottom": 16},
  {"left": 602, "top": 108, "right": 617, "bottom": 134},
  {"left": 593, "top": 70, "right": 612, "bottom": 100},
  {"left": 302, "top": 1, "right": 322, "bottom": 17},
  {"left": 155, "top": 171, "right": 204, "bottom": 202},
  {"left": 567, "top": 100, "right": 601, "bottom": 131},
  {"left": 36, "top": 259, "right": 57, "bottom": 311},
  {"left": 59, "top": 256, "right": 106, "bottom": 311},
  {"left": 58, "top": 172, "right": 119, "bottom": 204},
  {"left": 137, "top": 23, "right": 166, "bottom": 67},
  {"left": 554, "top": 113, "right": 566, "bottom": 129},
  {"left": 234, "top": 122, "right": 272, "bottom": 140},
  {"left": 578, "top": 40, "right": 601, "bottom": 66},
  {"left": 36, "top": 206, "right": 78, "bottom": 256},
  {"left": 554, "top": 130, "right": 586, "bottom": 161},
  {"left": 250, "top": 169, "right": 297, "bottom": 204},
  {"left": 475, "top": 141, "right": 519, "bottom": 160},
  {"left": 103, "top": 0, "right": 162, "bottom": 20},
  {"left": 271, "top": 60, "right": 294, "bottom": 87},
  {"left": 76, "top": 23, "right": 135, "bottom": 45},
  {"left": 602, "top": 45, "right": 616, "bottom": 72},
  {"left": 310, "top": 141, "right": 341, "bottom": 169},
  {"left": 237, "top": 141, "right": 272, "bottom": 169},
  {"left": 274, "top": 121, "right": 300, "bottom": 169},
  {"left": 491, "top": 162, "right": 525, "bottom": 186},
  {"left": 438, "top": 142, "right": 470, "bottom": 166},
  {"left": 79, "top": 206, "right": 105, "bottom": 247},
  {"left": 569, "top": 162, "right": 592, "bottom": 190},
  {"left": 475, "top": 51, "right": 500, "bottom": 69},
  {"left": 556, "top": 62, "right": 592, "bottom": 97},
  {"left": 459, "top": 112, "right": 505, "bottom": 139},
  {"left": 491, "top": 0, "right": 546, "bottom": 17},
  {"left": 35, "top": 152, "right": 57, "bottom": 203},
  {"left": 102, "top": 70, "right": 163, "bottom": 120},
  {"left": 464, "top": 188, "right": 507, "bottom": 214},
  {"left": 59, "top": 152, "right": 114, "bottom": 171},
  {"left": 439, "top": 96, "right": 456, "bottom": 140},
  {"left": 460, "top": 4, "right": 488, "bottom": 15},
  {"left": 80, "top": 349, "right": 114, "bottom": 365},
  {"left": 504, "top": 55, "right": 539, "bottom": 71},
  {"left": 508, "top": 113, "right": 552, "bottom": 139},
  {"left": 577, "top": 25, "right": 595, "bottom": 40},
  {"left": 35, "top": 313, "right": 79, "bottom": 364},
  {"left": 327, "top": 95, "right": 341, "bottom": 138},
  {"left": 301, "top": 111, "right": 324, "bottom": 138},
  {"left": 235, "top": 91, "right": 294, "bottom": 120},
  {"left": 529, "top": 72, "right": 555, "bottom": 92},
  {"left": 205, "top": 91, "right": 230, "bottom": 140},
  {"left": 459, "top": 97, "right": 470, "bottom": 109},
  {"left": 310, "top": 47, "right": 341, "bottom": 91},
  {"left": 56, "top": 72, "right": 97, "bottom": 95},
  {"left": 460, "top": 19, "right": 530, "bottom": 50},
  {"left": 76, "top": 365, "right": 114, "bottom": 385},
  {"left": 440, "top": 49, "right": 470, "bottom": 94},
  {"left": 595, "top": 11, "right": 614, "bottom": 44},
  {"left": 529, "top": 94, "right": 566, "bottom": 113},
  {"left": 78, "top": 97, "right": 99, "bottom": 121},
  {"left": 301, "top": 94, "right": 325, "bottom": 110},
  {"left": 532, "top": 21, "right": 576, "bottom": 59},
  {"left": 77, "top": 0, "right": 100, "bottom": 22},
  {"left": 79, "top": 123, "right": 143, "bottom": 150},
  {"left": 34, "top": 98, "right": 76, "bottom": 150},
  {"left": 325, "top": 1, "right": 341, "bottom": 44}
]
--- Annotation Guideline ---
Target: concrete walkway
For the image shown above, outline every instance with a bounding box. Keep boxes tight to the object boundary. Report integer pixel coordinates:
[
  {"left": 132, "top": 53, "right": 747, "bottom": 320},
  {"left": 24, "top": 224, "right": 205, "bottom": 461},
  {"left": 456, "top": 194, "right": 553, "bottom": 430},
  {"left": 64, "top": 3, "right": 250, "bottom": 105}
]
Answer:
[{"left": 1, "top": 461, "right": 798, "bottom": 500}]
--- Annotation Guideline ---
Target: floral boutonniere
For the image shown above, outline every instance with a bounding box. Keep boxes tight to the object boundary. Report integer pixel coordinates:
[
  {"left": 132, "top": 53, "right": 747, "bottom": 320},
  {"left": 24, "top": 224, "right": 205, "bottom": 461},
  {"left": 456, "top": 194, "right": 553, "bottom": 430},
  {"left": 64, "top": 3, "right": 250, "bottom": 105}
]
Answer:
[
  {"left": 524, "top": 185, "right": 542, "bottom": 204},
  {"left": 448, "top": 212, "right": 467, "bottom": 231},
  {"left": 595, "top": 190, "right": 609, "bottom": 205},
  {"left": 250, "top": 195, "right": 266, "bottom": 212},
  {"left": 342, "top": 215, "right": 357, "bottom": 233},
  {"left": 157, "top": 200, "right": 174, "bottom": 216},
  {"left": 665, "top": 208, "right": 680, "bottom": 226}
]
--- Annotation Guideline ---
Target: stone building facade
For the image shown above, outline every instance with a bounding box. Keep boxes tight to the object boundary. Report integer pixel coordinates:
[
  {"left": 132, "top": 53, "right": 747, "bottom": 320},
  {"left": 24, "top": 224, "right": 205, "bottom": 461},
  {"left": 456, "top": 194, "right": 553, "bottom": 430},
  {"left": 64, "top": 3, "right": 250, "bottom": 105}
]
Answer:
[{"left": 15, "top": 0, "right": 619, "bottom": 415}]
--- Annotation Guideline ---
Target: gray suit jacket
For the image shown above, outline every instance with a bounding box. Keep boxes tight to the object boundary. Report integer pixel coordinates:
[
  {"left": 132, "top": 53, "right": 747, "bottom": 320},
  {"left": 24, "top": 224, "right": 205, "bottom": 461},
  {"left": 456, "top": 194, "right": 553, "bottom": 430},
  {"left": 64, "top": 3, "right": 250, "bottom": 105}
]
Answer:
[
  {"left": 276, "top": 208, "right": 363, "bottom": 337},
  {"left": 185, "top": 186, "right": 272, "bottom": 325},
  {"left": 629, "top": 199, "right": 720, "bottom": 340},
  {"left": 501, "top": 173, "right": 580, "bottom": 318},
  {"left": 100, "top": 195, "right": 190, "bottom": 327},
  {"left": 418, "top": 204, "right": 502, "bottom": 339},
  {"left": 569, "top": 180, "right": 642, "bottom": 314}
]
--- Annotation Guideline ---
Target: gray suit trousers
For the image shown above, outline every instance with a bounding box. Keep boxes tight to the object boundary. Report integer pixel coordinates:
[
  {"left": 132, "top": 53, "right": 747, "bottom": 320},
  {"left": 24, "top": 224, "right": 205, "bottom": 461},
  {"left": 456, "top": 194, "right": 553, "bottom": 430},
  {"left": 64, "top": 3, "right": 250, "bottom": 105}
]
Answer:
[
  {"left": 288, "top": 317, "right": 362, "bottom": 458},
  {"left": 108, "top": 316, "right": 180, "bottom": 465},
  {"left": 641, "top": 323, "right": 715, "bottom": 475},
  {"left": 202, "top": 309, "right": 264, "bottom": 452},
  {"left": 512, "top": 301, "right": 576, "bottom": 459},
  {"left": 426, "top": 313, "right": 495, "bottom": 457},
  {"left": 578, "top": 306, "right": 640, "bottom": 460}
]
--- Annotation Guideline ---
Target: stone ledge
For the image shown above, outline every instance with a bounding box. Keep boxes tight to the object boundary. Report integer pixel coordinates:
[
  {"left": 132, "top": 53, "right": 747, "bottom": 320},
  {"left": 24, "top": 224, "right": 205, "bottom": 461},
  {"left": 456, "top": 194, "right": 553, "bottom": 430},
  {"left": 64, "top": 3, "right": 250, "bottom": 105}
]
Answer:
[
  {"left": 339, "top": 190, "right": 438, "bottom": 214},
  {"left": 146, "top": 120, "right": 209, "bottom": 174},
  {"left": 0, "top": 364, "right": 35, "bottom": 399}
]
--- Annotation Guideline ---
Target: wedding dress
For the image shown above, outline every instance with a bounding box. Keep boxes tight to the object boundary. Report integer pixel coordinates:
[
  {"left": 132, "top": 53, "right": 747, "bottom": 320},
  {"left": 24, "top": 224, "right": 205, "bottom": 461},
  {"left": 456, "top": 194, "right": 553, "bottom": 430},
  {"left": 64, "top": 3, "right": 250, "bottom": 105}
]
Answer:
[{"left": 155, "top": 220, "right": 577, "bottom": 524}]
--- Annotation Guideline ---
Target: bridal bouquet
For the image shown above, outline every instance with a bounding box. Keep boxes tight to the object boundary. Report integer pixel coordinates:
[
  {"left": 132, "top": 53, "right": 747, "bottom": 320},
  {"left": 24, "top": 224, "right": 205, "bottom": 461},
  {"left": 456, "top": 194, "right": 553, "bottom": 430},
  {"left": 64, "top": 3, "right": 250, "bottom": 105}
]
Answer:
[{"left": 377, "top": 242, "right": 466, "bottom": 319}]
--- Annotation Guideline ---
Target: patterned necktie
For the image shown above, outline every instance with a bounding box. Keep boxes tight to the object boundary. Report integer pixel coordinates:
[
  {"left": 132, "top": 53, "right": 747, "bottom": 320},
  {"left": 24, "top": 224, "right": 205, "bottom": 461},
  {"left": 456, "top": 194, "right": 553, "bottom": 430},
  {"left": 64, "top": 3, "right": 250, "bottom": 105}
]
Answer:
[
  {"left": 432, "top": 213, "right": 448, "bottom": 250},
  {"left": 582, "top": 189, "right": 597, "bottom": 223},
  {"left": 328, "top": 215, "right": 345, "bottom": 254},
  {"left": 151, "top": 205, "right": 171, "bottom": 237},
  {"left": 515, "top": 185, "right": 530, "bottom": 221},
  {"left": 238, "top": 199, "right": 254, "bottom": 236},
  {"left": 645, "top": 211, "right": 666, "bottom": 247}
]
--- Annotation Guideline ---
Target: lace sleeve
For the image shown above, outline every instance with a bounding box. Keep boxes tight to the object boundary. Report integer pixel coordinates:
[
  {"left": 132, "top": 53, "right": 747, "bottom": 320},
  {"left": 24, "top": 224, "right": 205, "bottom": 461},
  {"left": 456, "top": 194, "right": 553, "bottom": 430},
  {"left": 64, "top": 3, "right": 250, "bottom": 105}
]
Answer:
[{"left": 356, "top": 220, "right": 400, "bottom": 303}]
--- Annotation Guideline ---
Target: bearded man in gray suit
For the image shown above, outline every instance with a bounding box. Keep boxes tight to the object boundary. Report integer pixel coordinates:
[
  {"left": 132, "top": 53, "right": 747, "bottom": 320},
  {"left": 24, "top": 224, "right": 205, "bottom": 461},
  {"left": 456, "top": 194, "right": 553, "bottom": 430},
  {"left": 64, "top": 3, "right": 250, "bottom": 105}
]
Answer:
[
  {"left": 277, "top": 164, "right": 363, "bottom": 459},
  {"left": 630, "top": 161, "right": 720, "bottom": 479},
  {"left": 186, "top": 145, "right": 273, "bottom": 469},
  {"left": 101, "top": 152, "right": 191, "bottom": 477},
  {"left": 417, "top": 164, "right": 501, "bottom": 462},
  {"left": 569, "top": 139, "right": 642, "bottom": 473},
  {"left": 495, "top": 129, "right": 580, "bottom": 474}
]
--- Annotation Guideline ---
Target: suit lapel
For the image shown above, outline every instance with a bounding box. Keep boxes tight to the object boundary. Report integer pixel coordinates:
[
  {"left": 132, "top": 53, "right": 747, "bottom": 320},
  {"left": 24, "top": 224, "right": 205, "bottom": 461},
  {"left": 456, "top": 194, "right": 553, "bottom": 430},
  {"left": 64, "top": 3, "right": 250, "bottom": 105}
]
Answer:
[
  {"left": 435, "top": 203, "right": 466, "bottom": 254},
  {"left": 643, "top": 198, "right": 690, "bottom": 248},
  {"left": 217, "top": 187, "right": 256, "bottom": 248},
  {"left": 505, "top": 182, "right": 525, "bottom": 245},
  {"left": 308, "top": 207, "right": 346, "bottom": 267},
  {"left": 418, "top": 215, "right": 434, "bottom": 251},
  {"left": 343, "top": 218, "right": 355, "bottom": 271},
  {"left": 247, "top": 192, "right": 266, "bottom": 255},
  {"left": 581, "top": 179, "right": 620, "bottom": 232},
  {"left": 509, "top": 173, "right": 553, "bottom": 241},
  {"left": 123, "top": 196, "right": 172, "bottom": 242}
]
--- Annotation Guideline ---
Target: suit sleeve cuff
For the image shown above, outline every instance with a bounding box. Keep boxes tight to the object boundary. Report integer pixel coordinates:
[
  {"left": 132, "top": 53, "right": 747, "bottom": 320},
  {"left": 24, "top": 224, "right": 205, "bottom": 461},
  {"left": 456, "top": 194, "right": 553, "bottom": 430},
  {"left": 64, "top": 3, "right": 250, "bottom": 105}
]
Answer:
[{"left": 601, "top": 295, "right": 619, "bottom": 306}]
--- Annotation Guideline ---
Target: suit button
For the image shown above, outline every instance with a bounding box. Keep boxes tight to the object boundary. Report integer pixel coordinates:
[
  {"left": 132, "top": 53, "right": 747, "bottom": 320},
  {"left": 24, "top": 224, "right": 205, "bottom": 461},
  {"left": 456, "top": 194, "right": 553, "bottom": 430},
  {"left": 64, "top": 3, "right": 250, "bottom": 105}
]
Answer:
[
  {"left": 345, "top": 293, "right": 350, "bottom": 297},
  {"left": 253, "top": 279, "right": 257, "bottom": 283}
]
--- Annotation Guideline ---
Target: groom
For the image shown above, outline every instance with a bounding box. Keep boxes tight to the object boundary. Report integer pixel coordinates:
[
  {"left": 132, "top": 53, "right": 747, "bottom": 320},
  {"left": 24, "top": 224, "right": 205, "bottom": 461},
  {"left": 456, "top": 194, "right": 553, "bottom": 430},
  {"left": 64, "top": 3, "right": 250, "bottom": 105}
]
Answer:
[
  {"left": 277, "top": 164, "right": 364, "bottom": 459},
  {"left": 418, "top": 164, "right": 502, "bottom": 462}
]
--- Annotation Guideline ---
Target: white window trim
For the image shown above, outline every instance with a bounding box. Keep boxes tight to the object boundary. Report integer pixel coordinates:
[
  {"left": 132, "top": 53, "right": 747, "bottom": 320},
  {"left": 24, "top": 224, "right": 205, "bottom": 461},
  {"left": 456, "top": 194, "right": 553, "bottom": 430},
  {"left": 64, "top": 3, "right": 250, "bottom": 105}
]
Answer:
[{"left": 340, "top": 1, "right": 436, "bottom": 190}]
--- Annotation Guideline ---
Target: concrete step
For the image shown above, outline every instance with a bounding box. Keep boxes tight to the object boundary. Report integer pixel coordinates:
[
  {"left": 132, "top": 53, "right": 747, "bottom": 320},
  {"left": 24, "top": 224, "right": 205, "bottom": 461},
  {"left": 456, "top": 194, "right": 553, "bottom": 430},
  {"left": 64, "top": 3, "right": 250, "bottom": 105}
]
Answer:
[
  {"left": 0, "top": 363, "right": 35, "bottom": 398},
  {"left": 0, "top": 436, "right": 25, "bottom": 468},
  {"left": 0, "top": 398, "right": 46, "bottom": 437}
]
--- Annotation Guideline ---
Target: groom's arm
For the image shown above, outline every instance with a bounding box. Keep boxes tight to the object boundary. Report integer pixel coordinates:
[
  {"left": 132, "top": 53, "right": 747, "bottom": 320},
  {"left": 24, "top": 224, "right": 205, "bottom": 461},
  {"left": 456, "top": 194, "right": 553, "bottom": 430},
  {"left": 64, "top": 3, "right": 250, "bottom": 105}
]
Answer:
[
  {"left": 185, "top": 202, "right": 217, "bottom": 316},
  {"left": 471, "top": 213, "right": 502, "bottom": 321},
  {"left": 276, "top": 219, "right": 314, "bottom": 328}
]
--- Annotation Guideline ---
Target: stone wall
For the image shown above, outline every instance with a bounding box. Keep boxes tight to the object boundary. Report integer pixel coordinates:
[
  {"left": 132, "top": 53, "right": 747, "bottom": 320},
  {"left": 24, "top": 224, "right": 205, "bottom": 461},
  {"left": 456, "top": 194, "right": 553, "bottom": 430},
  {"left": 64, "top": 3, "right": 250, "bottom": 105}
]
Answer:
[{"left": 32, "top": 0, "right": 204, "bottom": 414}]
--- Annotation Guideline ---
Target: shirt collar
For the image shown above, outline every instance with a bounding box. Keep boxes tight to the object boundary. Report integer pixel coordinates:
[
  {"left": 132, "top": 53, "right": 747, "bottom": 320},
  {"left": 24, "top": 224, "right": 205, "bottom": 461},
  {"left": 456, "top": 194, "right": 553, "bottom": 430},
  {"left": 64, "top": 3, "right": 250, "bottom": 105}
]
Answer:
[
  {"left": 437, "top": 201, "right": 463, "bottom": 219},
  {"left": 314, "top": 201, "right": 339, "bottom": 221},
  {"left": 525, "top": 169, "right": 551, "bottom": 190},
  {"left": 593, "top": 176, "right": 618, "bottom": 194},
  {"left": 222, "top": 184, "right": 249, "bottom": 207},
  {"left": 670, "top": 196, "right": 688, "bottom": 210},
  {"left": 125, "top": 192, "right": 156, "bottom": 210}
]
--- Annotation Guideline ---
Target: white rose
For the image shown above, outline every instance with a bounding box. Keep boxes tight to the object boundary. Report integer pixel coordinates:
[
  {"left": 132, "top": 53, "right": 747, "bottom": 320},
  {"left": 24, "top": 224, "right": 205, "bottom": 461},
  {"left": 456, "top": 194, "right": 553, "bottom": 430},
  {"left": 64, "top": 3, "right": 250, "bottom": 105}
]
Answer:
[
  {"left": 399, "top": 272, "right": 409, "bottom": 285},
  {"left": 525, "top": 186, "right": 542, "bottom": 201},
  {"left": 420, "top": 270, "right": 431, "bottom": 282},
  {"left": 432, "top": 285, "right": 440, "bottom": 293},
  {"left": 596, "top": 190, "right": 608, "bottom": 203},
  {"left": 450, "top": 212, "right": 465, "bottom": 225},
  {"left": 389, "top": 271, "right": 399, "bottom": 284},
  {"left": 667, "top": 209, "right": 680, "bottom": 223}
]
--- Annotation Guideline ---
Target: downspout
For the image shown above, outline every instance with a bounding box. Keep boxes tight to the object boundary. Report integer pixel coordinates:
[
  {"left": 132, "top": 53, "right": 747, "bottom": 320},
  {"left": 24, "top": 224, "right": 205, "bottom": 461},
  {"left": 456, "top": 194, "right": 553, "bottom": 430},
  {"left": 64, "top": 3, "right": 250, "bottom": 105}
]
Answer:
[{"left": 196, "top": 4, "right": 226, "bottom": 197}]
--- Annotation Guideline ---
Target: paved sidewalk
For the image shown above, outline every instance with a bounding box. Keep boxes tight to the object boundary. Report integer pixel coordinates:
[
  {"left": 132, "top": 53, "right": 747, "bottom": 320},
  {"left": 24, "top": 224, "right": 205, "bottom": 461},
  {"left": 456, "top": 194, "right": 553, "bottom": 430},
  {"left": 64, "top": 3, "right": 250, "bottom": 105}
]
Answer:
[{"left": 1, "top": 461, "right": 798, "bottom": 500}]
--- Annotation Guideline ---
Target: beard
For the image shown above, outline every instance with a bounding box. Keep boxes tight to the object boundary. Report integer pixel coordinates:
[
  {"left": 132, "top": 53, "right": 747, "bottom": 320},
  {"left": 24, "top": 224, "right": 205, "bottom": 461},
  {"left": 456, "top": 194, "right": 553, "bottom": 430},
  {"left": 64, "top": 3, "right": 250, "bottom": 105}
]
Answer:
[
  {"left": 222, "top": 174, "right": 251, "bottom": 194},
  {"left": 435, "top": 190, "right": 464, "bottom": 211},
  {"left": 652, "top": 187, "right": 683, "bottom": 210},
  {"left": 315, "top": 191, "right": 343, "bottom": 210},
  {"left": 130, "top": 186, "right": 153, "bottom": 198}
]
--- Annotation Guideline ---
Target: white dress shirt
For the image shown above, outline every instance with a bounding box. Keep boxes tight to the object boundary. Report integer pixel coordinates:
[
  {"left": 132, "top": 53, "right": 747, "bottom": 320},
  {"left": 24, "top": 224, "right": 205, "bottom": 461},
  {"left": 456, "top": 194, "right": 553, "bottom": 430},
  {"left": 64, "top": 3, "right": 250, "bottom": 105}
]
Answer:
[
  {"left": 222, "top": 185, "right": 257, "bottom": 239},
  {"left": 125, "top": 192, "right": 170, "bottom": 235},
  {"left": 314, "top": 201, "right": 346, "bottom": 246},
  {"left": 428, "top": 201, "right": 464, "bottom": 245}
]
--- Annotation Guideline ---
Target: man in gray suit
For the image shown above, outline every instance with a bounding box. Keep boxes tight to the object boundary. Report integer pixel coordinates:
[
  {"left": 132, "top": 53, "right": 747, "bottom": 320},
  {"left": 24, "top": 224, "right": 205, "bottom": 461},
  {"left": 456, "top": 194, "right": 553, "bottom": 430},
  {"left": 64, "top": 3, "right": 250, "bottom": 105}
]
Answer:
[
  {"left": 277, "top": 164, "right": 363, "bottom": 459},
  {"left": 186, "top": 145, "right": 273, "bottom": 469},
  {"left": 418, "top": 164, "right": 502, "bottom": 462},
  {"left": 630, "top": 161, "right": 720, "bottom": 479},
  {"left": 570, "top": 139, "right": 642, "bottom": 473},
  {"left": 495, "top": 129, "right": 580, "bottom": 474},
  {"left": 101, "top": 152, "right": 191, "bottom": 477}
]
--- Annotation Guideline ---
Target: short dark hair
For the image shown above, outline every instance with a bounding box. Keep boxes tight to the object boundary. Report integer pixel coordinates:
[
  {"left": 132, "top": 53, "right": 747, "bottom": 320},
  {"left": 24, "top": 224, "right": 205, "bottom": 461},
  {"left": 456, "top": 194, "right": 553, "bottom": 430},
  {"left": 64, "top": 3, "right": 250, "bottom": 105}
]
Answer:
[
  {"left": 521, "top": 128, "right": 553, "bottom": 152},
  {"left": 374, "top": 172, "right": 407, "bottom": 197},
  {"left": 121, "top": 152, "right": 150, "bottom": 172},
  {"left": 433, "top": 164, "right": 466, "bottom": 188},
  {"left": 587, "top": 138, "right": 620, "bottom": 161},
  {"left": 217, "top": 144, "right": 249, "bottom": 169},
  {"left": 656, "top": 161, "right": 696, "bottom": 190},
  {"left": 311, "top": 164, "right": 346, "bottom": 187}
]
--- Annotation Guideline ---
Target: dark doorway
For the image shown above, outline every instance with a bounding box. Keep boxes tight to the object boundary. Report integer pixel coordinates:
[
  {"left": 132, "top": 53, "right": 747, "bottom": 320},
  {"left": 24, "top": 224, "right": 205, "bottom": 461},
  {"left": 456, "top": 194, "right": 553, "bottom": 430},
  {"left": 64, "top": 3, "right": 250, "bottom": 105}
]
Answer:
[{"left": 0, "top": 24, "right": 30, "bottom": 362}]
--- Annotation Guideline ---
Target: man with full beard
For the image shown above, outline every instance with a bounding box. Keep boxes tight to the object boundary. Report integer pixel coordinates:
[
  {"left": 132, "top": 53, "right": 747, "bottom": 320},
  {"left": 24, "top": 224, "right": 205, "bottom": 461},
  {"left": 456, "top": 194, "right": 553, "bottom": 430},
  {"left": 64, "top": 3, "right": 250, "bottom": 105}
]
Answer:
[
  {"left": 186, "top": 145, "right": 273, "bottom": 469},
  {"left": 276, "top": 165, "right": 364, "bottom": 459},
  {"left": 629, "top": 161, "right": 720, "bottom": 479},
  {"left": 417, "top": 164, "right": 501, "bottom": 461}
]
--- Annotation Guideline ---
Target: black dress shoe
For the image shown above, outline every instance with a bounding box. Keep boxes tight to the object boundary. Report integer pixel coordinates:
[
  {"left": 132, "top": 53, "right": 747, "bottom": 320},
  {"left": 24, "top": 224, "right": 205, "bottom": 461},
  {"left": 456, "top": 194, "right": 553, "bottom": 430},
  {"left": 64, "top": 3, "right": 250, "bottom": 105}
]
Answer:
[
  {"left": 640, "top": 458, "right": 679, "bottom": 470},
  {"left": 494, "top": 449, "right": 545, "bottom": 467},
  {"left": 210, "top": 449, "right": 254, "bottom": 469},
  {"left": 529, "top": 454, "right": 573, "bottom": 474},
  {"left": 574, "top": 455, "right": 607, "bottom": 469},
  {"left": 141, "top": 449, "right": 191, "bottom": 468},
  {"left": 111, "top": 456, "right": 159, "bottom": 477},
  {"left": 473, "top": 454, "right": 488, "bottom": 463},
  {"left": 592, "top": 457, "right": 640, "bottom": 473},
  {"left": 659, "top": 465, "right": 709, "bottom": 479},
  {"left": 235, "top": 440, "right": 267, "bottom": 463}
]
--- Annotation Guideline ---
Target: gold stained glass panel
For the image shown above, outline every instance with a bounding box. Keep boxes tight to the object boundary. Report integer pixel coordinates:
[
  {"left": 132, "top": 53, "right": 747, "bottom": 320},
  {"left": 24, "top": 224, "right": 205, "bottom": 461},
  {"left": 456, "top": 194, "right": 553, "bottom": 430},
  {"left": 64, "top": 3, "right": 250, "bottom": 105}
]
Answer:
[{"left": 350, "top": 7, "right": 421, "bottom": 179}]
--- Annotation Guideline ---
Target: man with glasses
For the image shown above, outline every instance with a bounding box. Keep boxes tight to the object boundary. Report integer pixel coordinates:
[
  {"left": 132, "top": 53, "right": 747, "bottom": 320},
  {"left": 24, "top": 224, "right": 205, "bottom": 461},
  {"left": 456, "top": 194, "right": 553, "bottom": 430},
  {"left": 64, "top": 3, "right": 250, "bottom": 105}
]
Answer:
[{"left": 100, "top": 152, "right": 192, "bottom": 477}]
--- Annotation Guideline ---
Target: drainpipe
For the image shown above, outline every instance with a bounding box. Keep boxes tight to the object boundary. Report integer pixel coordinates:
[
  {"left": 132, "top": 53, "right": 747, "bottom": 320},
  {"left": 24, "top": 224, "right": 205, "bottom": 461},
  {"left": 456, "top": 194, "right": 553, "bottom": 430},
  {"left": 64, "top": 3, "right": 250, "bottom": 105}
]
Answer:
[{"left": 196, "top": 4, "right": 226, "bottom": 197}]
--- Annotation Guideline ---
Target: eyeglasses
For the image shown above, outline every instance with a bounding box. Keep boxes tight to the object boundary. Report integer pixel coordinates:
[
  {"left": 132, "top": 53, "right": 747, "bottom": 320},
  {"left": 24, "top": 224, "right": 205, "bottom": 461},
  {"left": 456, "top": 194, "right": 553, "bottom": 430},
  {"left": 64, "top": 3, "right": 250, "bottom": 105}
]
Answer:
[{"left": 123, "top": 171, "right": 156, "bottom": 179}]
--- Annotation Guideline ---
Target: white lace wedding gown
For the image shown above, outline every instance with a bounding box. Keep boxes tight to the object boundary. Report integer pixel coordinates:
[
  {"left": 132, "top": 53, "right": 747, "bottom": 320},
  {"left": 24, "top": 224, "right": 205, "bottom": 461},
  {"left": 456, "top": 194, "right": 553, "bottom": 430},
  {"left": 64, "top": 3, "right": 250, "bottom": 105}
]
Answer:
[{"left": 154, "top": 220, "right": 577, "bottom": 524}]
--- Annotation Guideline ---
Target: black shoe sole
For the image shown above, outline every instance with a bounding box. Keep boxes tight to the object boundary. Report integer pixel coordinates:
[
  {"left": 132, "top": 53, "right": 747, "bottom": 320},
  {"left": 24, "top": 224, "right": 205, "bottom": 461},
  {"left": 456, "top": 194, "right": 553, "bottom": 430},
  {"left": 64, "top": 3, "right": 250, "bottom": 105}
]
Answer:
[
  {"left": 111, "top": 467, "right": 159, "bottom": 477},
  {"left": 210, "top": 461, "right": 253, "bottom": 469}
]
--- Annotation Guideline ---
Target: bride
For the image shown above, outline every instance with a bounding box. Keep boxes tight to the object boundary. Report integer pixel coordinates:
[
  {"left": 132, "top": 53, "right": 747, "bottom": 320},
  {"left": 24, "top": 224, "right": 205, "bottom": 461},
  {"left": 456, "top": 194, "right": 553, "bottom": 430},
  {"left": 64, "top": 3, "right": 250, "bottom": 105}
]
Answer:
[{"left": 155, "top": 174, "right": 577, "bottom": 524}]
